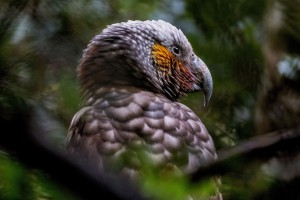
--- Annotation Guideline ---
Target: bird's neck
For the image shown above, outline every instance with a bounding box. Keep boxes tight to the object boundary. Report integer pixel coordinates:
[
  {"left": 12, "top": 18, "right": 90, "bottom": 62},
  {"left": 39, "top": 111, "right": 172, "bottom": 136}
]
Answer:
[{"left": 81, "top": 86, "right": 148, "bottom": 106}]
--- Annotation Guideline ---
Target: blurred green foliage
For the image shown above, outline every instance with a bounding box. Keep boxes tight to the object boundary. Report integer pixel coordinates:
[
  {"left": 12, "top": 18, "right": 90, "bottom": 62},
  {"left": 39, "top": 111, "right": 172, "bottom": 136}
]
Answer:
[
  {"left": 0, "top": 151, "right": 77, "bottom": 200},
  {"left": 1, "top": 0, "right": 297, "bottom": 199}
]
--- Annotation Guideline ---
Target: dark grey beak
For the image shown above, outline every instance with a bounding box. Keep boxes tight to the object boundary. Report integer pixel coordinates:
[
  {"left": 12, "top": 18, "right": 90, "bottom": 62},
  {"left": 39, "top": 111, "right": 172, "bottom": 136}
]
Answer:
[
  {"left": 193, "top": 58, "right": 213, "bottom": 107},
  {"left": 202, "top": 65, "right": 213, "bottom": 107}
]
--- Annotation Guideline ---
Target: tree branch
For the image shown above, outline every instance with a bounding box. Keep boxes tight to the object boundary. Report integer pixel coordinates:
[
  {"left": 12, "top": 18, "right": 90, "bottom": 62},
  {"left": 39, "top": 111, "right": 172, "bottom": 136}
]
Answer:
[{"left": 190, "top": 126, "right": 300, "bottom": 182}]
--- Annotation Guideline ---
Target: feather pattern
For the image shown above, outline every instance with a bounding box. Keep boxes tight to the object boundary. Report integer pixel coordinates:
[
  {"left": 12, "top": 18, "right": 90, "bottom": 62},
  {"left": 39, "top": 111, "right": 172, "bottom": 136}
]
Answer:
[{"left": 67, "top": 19, "right": 216, "bottom": 181}]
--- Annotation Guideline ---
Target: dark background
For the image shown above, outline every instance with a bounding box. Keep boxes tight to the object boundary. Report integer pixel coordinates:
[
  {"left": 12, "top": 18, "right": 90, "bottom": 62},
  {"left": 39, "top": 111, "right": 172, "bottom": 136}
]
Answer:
[{"left": 1, "top": 0, "right": 299, "bottom": 199}]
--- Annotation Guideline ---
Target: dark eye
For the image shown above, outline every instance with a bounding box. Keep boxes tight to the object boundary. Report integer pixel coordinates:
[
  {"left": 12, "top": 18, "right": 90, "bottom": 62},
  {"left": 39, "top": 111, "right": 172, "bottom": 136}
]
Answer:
[{"left": 172, "top": 46, "right": 180, "bottom": 55}]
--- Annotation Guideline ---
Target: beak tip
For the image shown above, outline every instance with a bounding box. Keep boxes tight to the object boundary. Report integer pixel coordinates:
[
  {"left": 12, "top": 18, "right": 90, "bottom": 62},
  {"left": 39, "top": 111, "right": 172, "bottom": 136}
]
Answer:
[
  {"left": 202, "top": 70, "right": 213, "bottom": 107},
  {"left": 203, "top": 99, "right": 207, "bottom": 107},
  {"left": 203, "top": 90, "right": 212, "bottom": 107}
]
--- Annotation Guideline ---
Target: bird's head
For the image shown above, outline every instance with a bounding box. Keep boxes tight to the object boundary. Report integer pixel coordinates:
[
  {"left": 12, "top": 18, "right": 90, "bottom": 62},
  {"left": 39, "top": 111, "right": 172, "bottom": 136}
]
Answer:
[{"left": 78, "top": 20, "right": 212, "bottom": 105}]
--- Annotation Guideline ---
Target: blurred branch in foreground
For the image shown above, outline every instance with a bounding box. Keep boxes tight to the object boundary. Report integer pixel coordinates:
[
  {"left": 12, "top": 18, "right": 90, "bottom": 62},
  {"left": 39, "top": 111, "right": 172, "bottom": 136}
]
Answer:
[
  {"left": 191, "top": 126, "right": 300, "bottom": 200},
  {"left": 191, "top": 125, "right": 300, "bottom": 181},
  {"left": 0, "top": 102, "right": 150, "bottom": 200}
]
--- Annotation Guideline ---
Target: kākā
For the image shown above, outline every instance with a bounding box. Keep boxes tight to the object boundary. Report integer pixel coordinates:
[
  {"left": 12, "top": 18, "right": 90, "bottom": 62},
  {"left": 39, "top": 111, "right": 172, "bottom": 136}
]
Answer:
[{"left": 66, "top": 20, "right": 220, "bottom": 199}]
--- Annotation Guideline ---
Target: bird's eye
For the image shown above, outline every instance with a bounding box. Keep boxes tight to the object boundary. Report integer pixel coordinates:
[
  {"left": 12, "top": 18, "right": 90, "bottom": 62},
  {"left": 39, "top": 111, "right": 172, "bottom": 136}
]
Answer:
[{"left": 172, "top": 46, "right": 180, "bottom": 55}]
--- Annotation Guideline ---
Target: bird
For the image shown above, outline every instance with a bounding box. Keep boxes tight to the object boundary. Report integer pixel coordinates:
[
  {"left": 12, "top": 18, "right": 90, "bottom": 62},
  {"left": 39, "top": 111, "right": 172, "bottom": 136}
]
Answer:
[{"left": 66, "top": 20, "right": 220, "bottom": 199}]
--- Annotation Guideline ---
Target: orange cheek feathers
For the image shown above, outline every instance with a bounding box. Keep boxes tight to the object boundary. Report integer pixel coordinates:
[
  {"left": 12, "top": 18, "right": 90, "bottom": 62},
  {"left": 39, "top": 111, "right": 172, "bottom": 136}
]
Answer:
[
  {"left": 151, "top": 44, "right": 194, "bottom": 91},
  {"left": 151, "top": 43, "right": 173, "bottom": 76}
]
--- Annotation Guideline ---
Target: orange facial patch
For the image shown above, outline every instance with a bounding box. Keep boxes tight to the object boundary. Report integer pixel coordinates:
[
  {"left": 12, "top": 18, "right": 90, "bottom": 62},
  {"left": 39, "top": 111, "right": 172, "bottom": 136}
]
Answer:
[
  {"left": 151, "top": 43, "right": 174, "bottom": 76},
  {"left": 151, "top": 43, "right": 193, "bottom": 91}
]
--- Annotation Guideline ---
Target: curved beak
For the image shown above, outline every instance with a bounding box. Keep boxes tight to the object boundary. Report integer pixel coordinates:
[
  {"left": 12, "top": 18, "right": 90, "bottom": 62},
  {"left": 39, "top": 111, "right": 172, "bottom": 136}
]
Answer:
[{"left": 193, "top": 58, "right": 213, "bottom": 107}]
